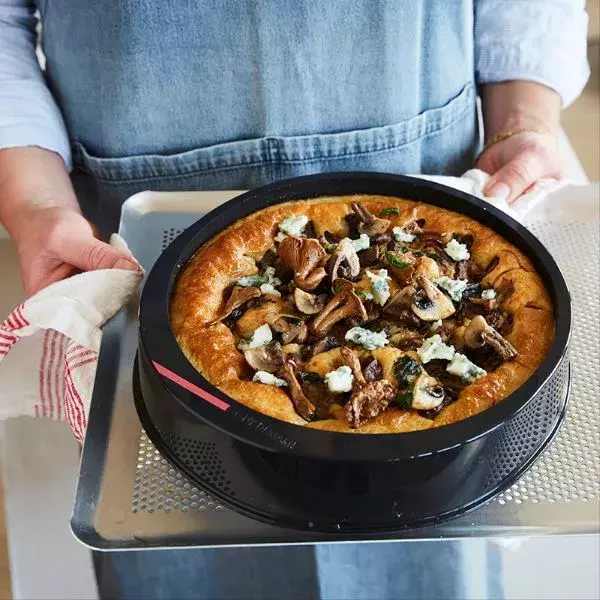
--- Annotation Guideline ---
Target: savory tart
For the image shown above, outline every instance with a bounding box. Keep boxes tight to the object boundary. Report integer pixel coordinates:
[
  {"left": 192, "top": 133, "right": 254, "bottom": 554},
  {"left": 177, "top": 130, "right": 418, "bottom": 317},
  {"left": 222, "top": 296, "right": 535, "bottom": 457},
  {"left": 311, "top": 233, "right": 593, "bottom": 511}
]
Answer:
[{"left": 170, "top": 196, "right": 555, "bottom": 433}]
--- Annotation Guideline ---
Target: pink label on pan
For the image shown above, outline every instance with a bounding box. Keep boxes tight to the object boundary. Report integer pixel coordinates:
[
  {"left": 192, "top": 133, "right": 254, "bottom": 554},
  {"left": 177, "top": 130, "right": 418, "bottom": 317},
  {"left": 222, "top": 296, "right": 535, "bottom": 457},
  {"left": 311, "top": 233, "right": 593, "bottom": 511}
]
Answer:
[{"left": 152, "top": 361, "right": 230, "bottom": 411}]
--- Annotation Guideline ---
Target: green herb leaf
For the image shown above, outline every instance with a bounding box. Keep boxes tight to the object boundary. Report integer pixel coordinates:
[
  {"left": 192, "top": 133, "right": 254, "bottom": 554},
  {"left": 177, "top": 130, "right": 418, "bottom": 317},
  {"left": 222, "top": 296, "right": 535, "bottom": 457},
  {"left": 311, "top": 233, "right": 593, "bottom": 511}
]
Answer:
[
  {"left": 299, "top": 372, "right": 324, "bottom": 383},
  {"left": 365, "top": 322, "right": 383, "bottom": 333},
  {"left": 412, "top": 251, "right": 424, "bottom": 257},
  {"left": 379, "top": 207, "right": 400, "bottom": 217},
  {"left": 393, "top": 356, "right": 421, "bottom": 387},
  {"left": 333, "top": 280, "right": 343, "bottom": 294},
  {"left": 385, "top": 250, "right": 412, "bottom": 269},
  {"left": 395, "top": 386, "right": 414, "bottom": 409},
  {"left": 355, "top": 289, "right": 370, "bottom": 301}
]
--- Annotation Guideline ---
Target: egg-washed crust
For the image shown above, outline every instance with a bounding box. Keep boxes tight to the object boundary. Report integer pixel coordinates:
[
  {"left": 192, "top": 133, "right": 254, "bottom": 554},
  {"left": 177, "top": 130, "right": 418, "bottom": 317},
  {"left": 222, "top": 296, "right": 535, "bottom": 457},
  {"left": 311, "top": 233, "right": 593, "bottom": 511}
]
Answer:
[{"left": 170, "top": 195, "right": 555, "bottom": 433}]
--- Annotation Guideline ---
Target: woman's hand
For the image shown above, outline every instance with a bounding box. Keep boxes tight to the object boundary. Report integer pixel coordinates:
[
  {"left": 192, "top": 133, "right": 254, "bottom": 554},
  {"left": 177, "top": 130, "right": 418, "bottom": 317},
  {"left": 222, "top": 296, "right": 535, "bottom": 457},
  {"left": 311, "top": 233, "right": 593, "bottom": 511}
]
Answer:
[
  {"left": 478, "top": 81, "right": 564, "bottom": 203},
  {"left": 13, "top": 205, "right": 140, "bottom": 297},
  {"left": 476, "top": 129, "right": 564, "bottom": 203},
  {"left": 0, "top": 147, "right": 139, "bottom": 298}
]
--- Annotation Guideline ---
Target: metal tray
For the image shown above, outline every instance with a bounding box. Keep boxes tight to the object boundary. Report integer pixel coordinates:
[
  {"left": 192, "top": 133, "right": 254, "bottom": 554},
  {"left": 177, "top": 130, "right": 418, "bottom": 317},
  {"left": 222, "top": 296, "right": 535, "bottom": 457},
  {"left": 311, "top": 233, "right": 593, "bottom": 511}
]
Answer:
[{"left": 71, "top": 190, "right": 600, "bottom": 550}]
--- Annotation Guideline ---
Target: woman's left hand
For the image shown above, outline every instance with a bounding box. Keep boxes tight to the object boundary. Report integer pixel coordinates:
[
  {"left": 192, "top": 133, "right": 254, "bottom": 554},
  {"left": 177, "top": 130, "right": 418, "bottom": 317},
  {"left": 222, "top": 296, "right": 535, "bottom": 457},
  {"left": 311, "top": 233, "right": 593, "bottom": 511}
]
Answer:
[{"left": 476, "top": 129, "right": 564, "bottom": 204}]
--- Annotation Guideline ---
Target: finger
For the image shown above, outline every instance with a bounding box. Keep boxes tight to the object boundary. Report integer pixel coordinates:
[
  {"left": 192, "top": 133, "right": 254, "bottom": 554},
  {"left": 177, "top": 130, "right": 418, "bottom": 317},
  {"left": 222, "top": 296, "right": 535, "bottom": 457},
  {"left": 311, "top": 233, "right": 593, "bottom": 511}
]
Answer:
[
  {"left": 483, "top": 151, "right": 546, "bottom": 204},
  {"left": 59, "top": 231, "right": 141, "bottom": 273}
]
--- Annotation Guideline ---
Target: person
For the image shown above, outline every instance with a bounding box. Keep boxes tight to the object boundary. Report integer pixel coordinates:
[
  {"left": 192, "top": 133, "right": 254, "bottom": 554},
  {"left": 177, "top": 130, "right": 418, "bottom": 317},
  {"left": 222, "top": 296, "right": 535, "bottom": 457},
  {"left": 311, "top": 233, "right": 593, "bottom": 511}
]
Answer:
[{"left": 0, "top": 1, "right": 589, "bottom": 598}]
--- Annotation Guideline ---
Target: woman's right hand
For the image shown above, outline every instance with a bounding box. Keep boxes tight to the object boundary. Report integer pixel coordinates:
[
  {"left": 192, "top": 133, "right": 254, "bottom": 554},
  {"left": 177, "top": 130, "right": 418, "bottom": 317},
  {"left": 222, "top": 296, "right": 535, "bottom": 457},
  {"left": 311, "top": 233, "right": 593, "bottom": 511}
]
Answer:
[
  {"left": 0, "top": 146, "right": 139, "bottom": 298},
  {"left": 13, "top": 205, "right": 140, "bottom": 297}
]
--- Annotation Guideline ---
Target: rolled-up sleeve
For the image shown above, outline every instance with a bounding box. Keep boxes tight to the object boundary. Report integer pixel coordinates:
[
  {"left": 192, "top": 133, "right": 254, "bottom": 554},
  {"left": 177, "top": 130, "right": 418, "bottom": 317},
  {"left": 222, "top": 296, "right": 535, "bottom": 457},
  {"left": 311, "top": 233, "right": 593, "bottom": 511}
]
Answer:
[
  {"left": 475, "top": 0, "right": 590, "bottom": 107},
  {"left": 0, "top": 0, "right": 71, "bottom": 169}
]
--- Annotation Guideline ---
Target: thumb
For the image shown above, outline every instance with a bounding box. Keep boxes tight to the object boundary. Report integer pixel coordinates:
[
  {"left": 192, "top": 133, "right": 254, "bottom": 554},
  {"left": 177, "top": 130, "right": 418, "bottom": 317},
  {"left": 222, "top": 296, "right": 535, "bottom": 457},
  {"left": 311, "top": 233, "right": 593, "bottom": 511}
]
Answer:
[
  {"left": 484, "top": 151, "right": 545, "bottom": 204},
  {"left": 61, "top": 231, "right": 141, "bottom": 272}
]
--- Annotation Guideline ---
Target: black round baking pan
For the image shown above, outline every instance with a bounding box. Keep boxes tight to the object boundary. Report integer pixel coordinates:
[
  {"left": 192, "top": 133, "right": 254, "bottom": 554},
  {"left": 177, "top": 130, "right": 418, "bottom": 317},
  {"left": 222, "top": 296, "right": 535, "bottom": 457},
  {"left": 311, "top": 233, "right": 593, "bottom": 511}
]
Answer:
[{"left": 135, "top": 172, "right": 571, "bottom": 532}]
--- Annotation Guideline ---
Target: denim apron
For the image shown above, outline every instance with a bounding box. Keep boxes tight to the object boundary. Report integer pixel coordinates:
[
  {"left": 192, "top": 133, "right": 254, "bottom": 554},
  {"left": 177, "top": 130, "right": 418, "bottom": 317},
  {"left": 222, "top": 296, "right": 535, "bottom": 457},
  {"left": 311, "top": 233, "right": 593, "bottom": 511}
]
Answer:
[
  {"left": 40, "top": 0, "right": 479, "bottom": 231},
  {"left": 39, "top": 2, "right": 492, "bottom": 597}
]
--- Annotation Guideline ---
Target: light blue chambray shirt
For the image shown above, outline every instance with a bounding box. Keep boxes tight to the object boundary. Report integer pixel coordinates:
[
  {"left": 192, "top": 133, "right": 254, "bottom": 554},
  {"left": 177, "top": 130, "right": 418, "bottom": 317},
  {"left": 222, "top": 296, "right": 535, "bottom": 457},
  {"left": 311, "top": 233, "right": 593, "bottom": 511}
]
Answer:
[{"left": 0, "top": 0, "right": 590, "bottom": 177}]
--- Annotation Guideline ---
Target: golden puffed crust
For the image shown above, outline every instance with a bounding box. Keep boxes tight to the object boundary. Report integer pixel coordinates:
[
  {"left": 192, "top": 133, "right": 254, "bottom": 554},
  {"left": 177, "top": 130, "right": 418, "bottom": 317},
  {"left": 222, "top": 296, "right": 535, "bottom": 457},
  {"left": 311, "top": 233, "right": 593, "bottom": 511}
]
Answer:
[{"left": 169, "top": 195, "right": 555, "bottom": 433}]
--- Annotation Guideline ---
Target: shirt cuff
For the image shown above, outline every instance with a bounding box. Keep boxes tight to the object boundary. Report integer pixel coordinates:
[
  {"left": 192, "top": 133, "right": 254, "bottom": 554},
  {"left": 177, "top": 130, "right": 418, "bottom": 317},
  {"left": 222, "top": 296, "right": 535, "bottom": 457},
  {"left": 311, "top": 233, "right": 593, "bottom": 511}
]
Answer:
[
  {"left": 0, "top": 78, "right": 72, "bottom": 171},
  {"left": 475, "top": 4, "right": 590, "bottom": 108}
]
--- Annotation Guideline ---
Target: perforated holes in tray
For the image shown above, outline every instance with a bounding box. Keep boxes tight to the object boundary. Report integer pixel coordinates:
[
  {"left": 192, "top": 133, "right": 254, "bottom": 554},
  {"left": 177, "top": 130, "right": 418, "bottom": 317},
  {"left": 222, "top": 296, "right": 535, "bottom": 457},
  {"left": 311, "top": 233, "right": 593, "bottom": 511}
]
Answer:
[
  {"left": 132, "top": 431, "right": 224, "bottom": 514},
  {"left": 161, "top": 228, "right": 183, "bottom": 250}
]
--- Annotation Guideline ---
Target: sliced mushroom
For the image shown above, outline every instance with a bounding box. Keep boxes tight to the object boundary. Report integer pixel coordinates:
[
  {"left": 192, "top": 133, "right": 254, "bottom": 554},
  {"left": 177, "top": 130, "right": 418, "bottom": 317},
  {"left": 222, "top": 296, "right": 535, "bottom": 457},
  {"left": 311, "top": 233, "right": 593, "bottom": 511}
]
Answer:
[
  {"left": 243, "top": 343, "right": 285, "bottom": 373},
  {"left": 209, "top": 285, "right": 261, "bottom": 325},
  {"left": 270, "top": 315, "right": 309, "bottom": 344},
  {"left": 309, "top": 335, "right": 341, "bottom": 357},
  {"left": 463, "top": 315, "right": 518, "bottom": 361},
  {"left": 400, "top": 208, "right": 425, "bottom": 236},
  {"left": 310, "top": 279, "right": 368, "bottom": 336},
  {"left": 329, "top": 237, "right": 361, "bottom": 282},
  {"left": 340, "top": 346, "right": 367, "bottom": 387},
  {"left": 293, "top": 287, "right": 327, "bottom": 315},
  {"left": 414, "top": 256, "right": 441, "bottom": 280},
  {"left": 351, "top": 202, "right": 391, "bottom": 236},
  {"left": 362, "top": 357, "right": 383, "bottom": 382},
  {"left": 389, "top": 327, "right": 423, "bottom": 350},
  {"left": 411, "top": 373, "right": 445, "bottom": 410},
  {"left": 346, "top": 380, "right": 396, "bottom": 428},
  {"left": 278, "top": 236, "right": 327, "bottom": 291},
  {"left": 278, "top": 361, "right": 315, "bottom": 421},
  {"left": 411, "top": 275, "right": 456, "bottom": 321}
]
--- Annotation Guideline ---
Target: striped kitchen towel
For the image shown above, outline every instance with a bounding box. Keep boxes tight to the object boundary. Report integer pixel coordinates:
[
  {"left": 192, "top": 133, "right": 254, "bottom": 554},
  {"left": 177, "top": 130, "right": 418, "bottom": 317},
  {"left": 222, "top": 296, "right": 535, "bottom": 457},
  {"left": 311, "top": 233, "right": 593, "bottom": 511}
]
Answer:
[{"left": 0, "top": 235, "right": 142, "bottom": 442}]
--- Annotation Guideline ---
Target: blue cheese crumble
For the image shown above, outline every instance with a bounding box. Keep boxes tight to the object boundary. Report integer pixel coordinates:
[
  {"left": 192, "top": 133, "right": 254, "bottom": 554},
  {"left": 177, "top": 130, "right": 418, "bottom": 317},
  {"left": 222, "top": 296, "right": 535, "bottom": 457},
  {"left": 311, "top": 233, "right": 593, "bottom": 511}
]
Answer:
[
  {"left": 430, "top": 319, "right": 443, "bottom": 331},
  {"left": 238, "top": 324, "right": 272, "bottom": 351},
  {"left": 392, "top": 226, "right": 415, "bottom": 243},
  {"left": 445, "top": 239, "right": 471, "bottom": 261},
  {"left": 275, "top": 214, "right": 309, "bottom": 241},
  {"left": 345, "top": 326, "right": 389, "bottom": 350},
  {"left": 235, "top": 266, "right": 281, "bottom": 289},
  {"left": 325, "top": 365, "right": 354, "bottom": 393},
  {"left": 417, "top": 334, "right": 455, "bottom": 364},
  {"left": 434, "top": 276, "right": 469, "bottom": 301},
  {"left": 252, "top": 371, "right": 287, "bottom": 387},
  {"left": 366, "top": 269, "right": 391, "bottom": 306},
  {"left": 481, "top": 288, "right": 497, "bottom": 300},
  {"left": 350, "top": 234, "right": 370, "bottom": 252},
  {"left": 446, "top": 352, "right": 487, "bottom": 381}
]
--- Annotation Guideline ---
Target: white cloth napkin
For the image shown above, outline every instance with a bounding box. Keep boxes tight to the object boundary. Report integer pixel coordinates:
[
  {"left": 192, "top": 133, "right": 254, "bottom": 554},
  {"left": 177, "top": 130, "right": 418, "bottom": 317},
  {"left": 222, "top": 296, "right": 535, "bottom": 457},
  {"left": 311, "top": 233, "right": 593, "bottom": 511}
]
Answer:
[
  {"left": 0, "top": 171, "right": 565, "bottom": 441},
  {"left": 418, "top": 169, "right": 566, "bottom": 222},
  {"left": 0, "top": 235, "right": 142, "bottom": 441}
]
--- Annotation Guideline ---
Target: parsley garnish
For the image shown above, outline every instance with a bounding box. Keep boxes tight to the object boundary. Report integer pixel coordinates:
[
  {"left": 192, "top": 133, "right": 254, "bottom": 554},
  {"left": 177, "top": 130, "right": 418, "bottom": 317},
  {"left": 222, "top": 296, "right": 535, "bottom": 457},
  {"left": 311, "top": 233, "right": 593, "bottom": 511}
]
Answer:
[
  {"left": 395, "top": 385, "right": 414, "bottom": 409},
  {"left": 333, "top": 280, "right": 343, "bottom": 294},
  {"left": 385, "top": 250, "right": 412, "bottom": 269},
  {"left": 380, "top": 207, "right": 400, "bottom": 217}
]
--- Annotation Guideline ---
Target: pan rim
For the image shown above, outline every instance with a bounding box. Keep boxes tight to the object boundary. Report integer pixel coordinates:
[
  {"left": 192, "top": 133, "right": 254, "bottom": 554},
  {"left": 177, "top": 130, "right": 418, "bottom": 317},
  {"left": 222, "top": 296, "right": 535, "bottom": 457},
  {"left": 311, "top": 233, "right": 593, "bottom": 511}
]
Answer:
[{"left": 138, "top": 172, "right": 571, "bottom": 462}]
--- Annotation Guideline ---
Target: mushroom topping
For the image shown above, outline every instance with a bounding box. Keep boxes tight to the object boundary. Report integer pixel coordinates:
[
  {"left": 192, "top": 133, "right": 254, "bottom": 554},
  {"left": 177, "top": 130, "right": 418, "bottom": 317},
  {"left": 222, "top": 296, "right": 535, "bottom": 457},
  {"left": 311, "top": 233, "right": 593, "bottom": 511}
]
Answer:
[
  {"left": 340, "top": 347, "right": 367, "bottom": 387},
  {"left": 309, "top": 335, "right": 340, "bottom": 357},
  {"left": 278, "top": 361, "right": 315, "bottom": 421},
  {"left": 293, "top": 288, "right": 327, "bottom": 315},
  {"left": 209, "top": 285, "right": 261, "bottom": 325},
  {"left": 411, "top": 275, "right": 456, "bottom": 321},
  {"left": 362, "top": 356, "right": 383, "bottom": 382},
  {"left": 243, "top": 342, "right": 285, "bottom": 373},
  {"left": 411, "top": 373, "right": 445, "bottom": 410},
  {"left": 463, "top": 315, "right": 518, "bottom": 361},
  {"left": 351, "top": 202, "right": 391, "bottom": 236},
  {"left": 346, "top": 380, "right": 396, "bottom": 428},
  {"left": 310, "top": 279, "right": 368, "bottom": 336},
  {"left": 278, "top": 236, "right": 327, "bottom": 291},
  {"left": 330, "top": 238, "right": 361, "bottom": 282},
  {"left": 270, "top": 316, "right": 309, "bottom": 344}
]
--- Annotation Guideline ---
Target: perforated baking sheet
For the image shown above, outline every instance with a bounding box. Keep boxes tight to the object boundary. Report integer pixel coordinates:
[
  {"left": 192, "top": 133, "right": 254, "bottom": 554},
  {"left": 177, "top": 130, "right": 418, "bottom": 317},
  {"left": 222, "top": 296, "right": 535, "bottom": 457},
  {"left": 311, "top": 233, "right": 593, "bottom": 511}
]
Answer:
[{"left": 71, "top": 189, "right": 600, "bottom": 550}]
